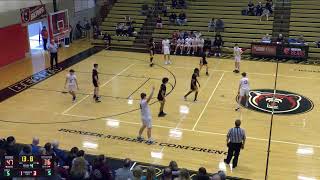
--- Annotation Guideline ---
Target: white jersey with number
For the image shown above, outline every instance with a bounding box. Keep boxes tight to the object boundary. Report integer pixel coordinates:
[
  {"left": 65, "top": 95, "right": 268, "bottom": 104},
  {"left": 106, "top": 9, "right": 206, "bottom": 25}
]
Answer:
[
  {"left": 140, "top": 99, "right": 152, "bottom": 128},
  {"left": 185, "top": 38, "right": 191, "bottom": 45},
  {"left": 234, "top": 47, "right": 242, "bottom": 57},
  {"left": 162, "top": 39, "right": 170, "bottom": 49},
  {"left": 177, "top": 38, "right": 184, "bottom": 45},
  {"left": 240, "top": 77, "right": 250, "bottom": 90},
  {"left": 67, "top": 74, "right": 77, "bottom": 85},
  {"left": 198, "top": 38, "right": 204, "bottom": 47}
]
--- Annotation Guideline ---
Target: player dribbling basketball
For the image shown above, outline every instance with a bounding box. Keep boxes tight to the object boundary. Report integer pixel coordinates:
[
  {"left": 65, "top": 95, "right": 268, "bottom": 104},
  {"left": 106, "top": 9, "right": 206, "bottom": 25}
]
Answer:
[
  {"left": 235, "top": 72, "right": 250, "bottom": 111},
  {"left": 64, "top": 69, "right": 79, "bottom": 103}
]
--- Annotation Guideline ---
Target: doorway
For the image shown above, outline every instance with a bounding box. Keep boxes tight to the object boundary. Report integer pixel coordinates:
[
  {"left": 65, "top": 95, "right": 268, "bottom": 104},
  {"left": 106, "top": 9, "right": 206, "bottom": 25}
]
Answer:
[{"left": 28, "top": 21, "right": 43, "bottom": 50}]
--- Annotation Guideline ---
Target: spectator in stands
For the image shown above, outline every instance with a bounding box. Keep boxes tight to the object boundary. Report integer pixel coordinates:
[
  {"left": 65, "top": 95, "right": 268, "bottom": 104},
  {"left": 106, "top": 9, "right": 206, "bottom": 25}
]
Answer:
[
  {"left": 163, "top": 167, "right": 172, "bottom": 180},
  {"left": 260, "top": 7, "right": 270, "bottom": 21},
  {"left": 116, "top": 23, "right": 125, "bottom": 36},
  {"left": 84, "top": 18, "right": 91, "bottom": 38},
  {"left": 127, "top": 25, "right": 135, "bottom": 36},
  {"left": 265, "top": 0, "right": 273, "bottom": 14},
  {"left": 297, "top": 35, "right": 305, "bottom": 44},
  {"left": 0, "top": 139, "right": 6, "bottom": 156},
  {"left": 91, "top": 155, "right": 113, "bottom": 180},
  {"left": 172, "top": 0, "right": 178, "bottom": 9},
  {"left": 156, "top": 15, "right": 163, "bottom": 28},
  {"left": 178, "top": 0, "right": 186, "bottom": 9},
  {"left": 177, "top": 11, "right": 187, "bottom": 26},
  {"left": 142, "top": 166, "right": 157, "bottom": 180},
  {"left": 247, "top": 0, "right": 255, "bottom": 16},
  {"left": 93, "top": 25, "right": 101, "bottom": 39},
  {"left": 125, "top": 16, "right": 133, "bottom": 26},
  {"left": 76, "top": 21, "right": 84, "bottom": 38},
  {"left": 193, "top": 167, "right": 210, "bottom": 180},
  {"left": 19, "top": 145, "right": 32, "bottom": 156},
  {"left": 169, "top": 160, "right": 179, "bottom": 179},
  {"left": 276, "top": 33, "right": 284, "bottom": 43},
  {"left": 44, "top": 142, "right": 55, "bottom": 156},
  {"left": 212, "top": 35, "right": 223, "bottom": 57},
  {"left": 178, "top": 169, "right": 190, "bottom": 180},
  {"left": 52, "top": 140, "right": 67, "bottom": 166},
  {"left": 208, "top": 18, "right": 216, "bottom": 32},
  {"left": 212, "top": 171, "right": 226, "bottom": 180},
  {"left": 169, "top": 12, "right": 177, "bottom": 24},
  {"left": 103, "top": 32, "right": 112, "bottom": 49},
  {"left": 172, "top": 31, "right": 179, "bottom": 40},
  {"left": 162, "top": 2, "right": 168, "bottom": 16},
  {"left": 315, "top": 39, "right": 320, "bottom": 48},
  {"left": 255, "top": 2, "right": 263, "bottom": 16},
  {"left": 70, "top": 157, "right": 90, "bottom": 180},
  {"left": 115, "top": 158, "right": 134, "bottom": 180},
  {"left": 66, "top": 147, "right": 79, "bottom": 168},
  {"left": 215, "top": 18, "right": 224, "bottom": 33},
  {"left": 211, "top": 174, "right": 221, "bottom": 180},
  {"left": 261, "top": 33, "right": 271, "bottom": 43},
  {"left": 41, "top": 26, "right": 48, "bottom": 50},
  {"left": 5, "top": 136, "right": 19, "bottom": 156},
  {"left": 142, "top": 2, "right": 150, "bottom": 16},
  {"left": 31, "top": 137, "right": 40, "bottom": 155},
  {"left": 132, "top": 166, "right": 143, "bottom": 180}
]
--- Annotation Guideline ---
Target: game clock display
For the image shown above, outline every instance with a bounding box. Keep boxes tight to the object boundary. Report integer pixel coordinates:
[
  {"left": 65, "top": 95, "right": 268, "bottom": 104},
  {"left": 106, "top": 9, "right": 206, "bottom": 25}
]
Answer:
[{"left": 0, "top": 155, "right": 54, "bottom": 177}]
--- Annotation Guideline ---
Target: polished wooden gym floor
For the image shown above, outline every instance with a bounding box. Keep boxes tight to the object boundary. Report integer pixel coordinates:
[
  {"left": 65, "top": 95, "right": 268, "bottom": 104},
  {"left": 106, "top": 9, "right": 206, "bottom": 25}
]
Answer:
[{"left": 0, "top": 42, "right": 319, "bottom": 180}]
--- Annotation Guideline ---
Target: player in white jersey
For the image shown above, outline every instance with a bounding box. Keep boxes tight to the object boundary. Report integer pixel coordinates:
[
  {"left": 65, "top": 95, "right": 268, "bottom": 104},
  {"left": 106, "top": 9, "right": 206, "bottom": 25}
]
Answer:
[
  {"left": 198, "top": 37, "right": 204, "bottom": 54},
  {"left": 235, "top": 72, "right": 250, "bottom": 111},
  {"left": 233, "top": 44, "right": 243, "bottom": 73},
  {"left": 137, "top": 86, "right": 155, "bottom": 144},
  {"left": 162, "top": 38, "right": 171, "bottom": 64},
  {"left": 185, "top": 37, "right": 192, "bottom": 54},
  {"left": 64, "top": 69, "right": 79, "bottom": 103},
  {"left": 174, "top": 37, "right": 185, "bottom": 55},
  {"left": 191, "top": 37, "right": 198, "bottom": 55}
]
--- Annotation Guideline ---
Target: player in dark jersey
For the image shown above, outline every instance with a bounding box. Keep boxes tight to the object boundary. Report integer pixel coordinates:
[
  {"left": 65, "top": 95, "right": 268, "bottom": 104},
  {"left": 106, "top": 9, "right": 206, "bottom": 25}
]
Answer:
[
  {"left": 157, "top": 77, "right": 169, "bottom": 117},
  {"left": 199, "top": 54, "right": 209, "bottom": 76},
  {"left": 184, "top": 68, "right": 201, "bottom": 102},
  {"left": 149, "top": 38, "right": 155, "bottom": 67},
  {"left": 92, "top": 64, "right": 101, "bottom": 102}
]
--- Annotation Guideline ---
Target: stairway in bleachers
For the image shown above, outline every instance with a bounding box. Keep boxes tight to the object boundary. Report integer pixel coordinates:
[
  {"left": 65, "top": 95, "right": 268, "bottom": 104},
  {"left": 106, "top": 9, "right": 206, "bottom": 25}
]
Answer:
[
  {"left": 93, "top": 0, "right": 154, "bottom": 51},
  {"left": 290, "top": 0, "right": 320, "bottom": 61}
]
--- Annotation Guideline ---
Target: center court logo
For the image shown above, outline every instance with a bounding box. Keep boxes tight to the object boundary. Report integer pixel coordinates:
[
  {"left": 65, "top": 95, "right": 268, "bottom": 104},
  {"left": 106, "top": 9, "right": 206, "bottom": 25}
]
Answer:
[{"left": 239, "top": 89, "right": 314, "bottom": 115}]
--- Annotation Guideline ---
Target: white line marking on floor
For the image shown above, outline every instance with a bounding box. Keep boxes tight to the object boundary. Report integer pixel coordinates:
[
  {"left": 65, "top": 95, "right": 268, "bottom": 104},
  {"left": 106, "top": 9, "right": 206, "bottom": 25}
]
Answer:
[
  {"left": 192, "top": 72, "right": 225, "bottom": 130},
  {"left": 61, "top": 64, "right": 135, "bottom": 115},
  {"left": 61, "top": 113, "right": 320, "bottom": 149}
]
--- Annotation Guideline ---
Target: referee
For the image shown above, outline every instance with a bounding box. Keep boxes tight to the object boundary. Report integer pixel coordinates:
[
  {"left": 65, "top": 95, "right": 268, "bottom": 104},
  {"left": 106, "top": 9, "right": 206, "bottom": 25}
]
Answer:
[{"left": 224, "top": 119, "right": 246, "bottom": 168}]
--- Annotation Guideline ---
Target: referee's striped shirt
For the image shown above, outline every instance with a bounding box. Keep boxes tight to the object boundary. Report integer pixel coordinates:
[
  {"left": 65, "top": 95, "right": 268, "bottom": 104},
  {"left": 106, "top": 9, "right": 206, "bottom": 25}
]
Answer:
[{"left": 227, "top": 127, "right": 246, "bottom": 143}]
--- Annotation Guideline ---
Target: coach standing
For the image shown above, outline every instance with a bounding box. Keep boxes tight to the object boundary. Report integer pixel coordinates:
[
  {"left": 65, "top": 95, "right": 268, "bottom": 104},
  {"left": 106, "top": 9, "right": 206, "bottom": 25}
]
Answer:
[
  {"left": 224, "top": 119, "right": 246, "bottom": 168},
  {"left": 48, "top": 40, "right": 59, "bottom": 70}
]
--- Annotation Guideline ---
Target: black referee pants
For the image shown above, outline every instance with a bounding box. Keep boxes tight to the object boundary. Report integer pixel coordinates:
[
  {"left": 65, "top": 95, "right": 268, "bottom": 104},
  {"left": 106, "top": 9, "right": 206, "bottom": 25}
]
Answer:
[
  {"left": 50, "top": 52, "right": 58, "bottom": 69},
  {"left": 225, "top": 142, "right": 242, "bottom": 167}
]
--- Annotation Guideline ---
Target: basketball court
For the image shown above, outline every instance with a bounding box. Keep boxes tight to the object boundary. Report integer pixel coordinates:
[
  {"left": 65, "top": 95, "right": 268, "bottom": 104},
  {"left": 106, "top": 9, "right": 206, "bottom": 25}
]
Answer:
[{"left": 0, "top": 49, "right": 319, "bottom": 180}]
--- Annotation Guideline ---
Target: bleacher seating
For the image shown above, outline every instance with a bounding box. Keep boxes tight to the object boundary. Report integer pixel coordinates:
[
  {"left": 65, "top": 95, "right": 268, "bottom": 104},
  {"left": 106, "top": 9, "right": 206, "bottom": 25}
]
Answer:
[
  {"left": 152, "top": 0, "right": 273, "bottom": 53},
  {"left": 290, "top": 0, "right": 320, "bottom": 60},
  {"left": 93, "top": 0, "right": 154, "bottom": 50}
]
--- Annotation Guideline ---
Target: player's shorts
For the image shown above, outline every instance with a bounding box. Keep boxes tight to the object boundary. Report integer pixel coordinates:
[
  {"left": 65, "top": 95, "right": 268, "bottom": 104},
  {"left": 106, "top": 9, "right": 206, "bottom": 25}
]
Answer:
[
  {"left": 191, "top": 84, "right": 198, "bottom": 91},
  {"left": 177, "top": 43, "right": 183, "bottom": 47},
  {"left": 198, "top": 44, "right": 204, "bottom": 48},
  {"left": 235, "top": 56, "right": 241, "bottom": 62},
  {"left": 240, "top": 88, "right": 250, "bottom": 96},
  {"left": 141, "top": 118, "right": 152, "bottom": 128},
  {"left": 93, "top": 81, "right": 99, "bottom": 87},
  {"left": 185, "top": 43, "right": 191, "bottom": 47},
  {"left": 163, "top": 47, "right": 170, "bottom": 55},
  {"left": 68, "top": 84, "right": 77, "bottom": 92},
  {"left": 201, "top": 59, "right": 208, "bottom": 65}
]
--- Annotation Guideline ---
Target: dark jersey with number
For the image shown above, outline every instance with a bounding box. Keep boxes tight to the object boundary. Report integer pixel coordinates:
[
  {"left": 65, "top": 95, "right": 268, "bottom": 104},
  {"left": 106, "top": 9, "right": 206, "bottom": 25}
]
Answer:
[
  {"left": 157, "top": 84, "right": 166, "bottom": 100},
  {"left": 92, "top": 69, "right": 98, "bottom": 83},
  {"left": 191, "top": 73, "right": 197, "bottom": 90}
]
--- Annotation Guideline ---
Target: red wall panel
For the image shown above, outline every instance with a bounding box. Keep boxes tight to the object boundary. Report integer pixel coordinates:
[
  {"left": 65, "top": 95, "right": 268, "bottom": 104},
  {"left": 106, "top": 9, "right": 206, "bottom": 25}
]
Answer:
[{"left": 0, "top": 24, "right": 28, "bottom": 67}]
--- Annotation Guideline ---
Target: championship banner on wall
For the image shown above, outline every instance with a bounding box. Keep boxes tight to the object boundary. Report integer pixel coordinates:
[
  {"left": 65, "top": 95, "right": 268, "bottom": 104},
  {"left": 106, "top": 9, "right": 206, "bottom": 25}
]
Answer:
[{"left": 20, "top": 5, "right": 47, "bottom": 24}]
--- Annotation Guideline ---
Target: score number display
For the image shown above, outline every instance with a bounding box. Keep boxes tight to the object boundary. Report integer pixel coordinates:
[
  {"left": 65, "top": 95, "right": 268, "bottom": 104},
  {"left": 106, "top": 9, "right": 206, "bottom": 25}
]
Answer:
[{"left": 1, "top": 155, "right": 54, "bottom": 177}]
